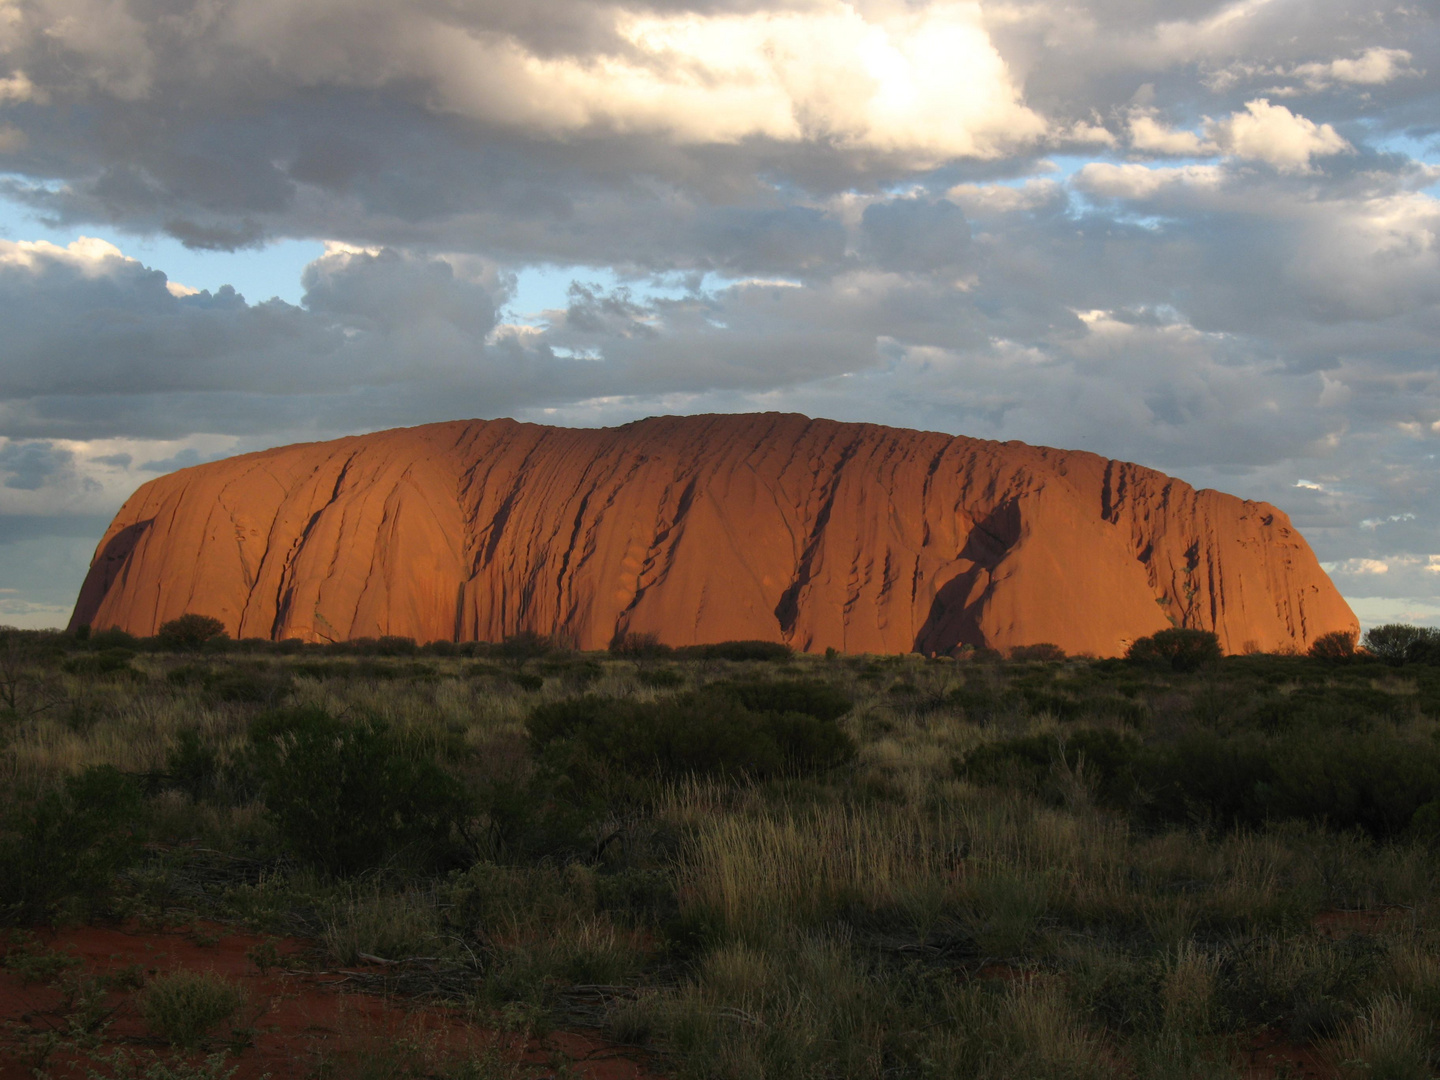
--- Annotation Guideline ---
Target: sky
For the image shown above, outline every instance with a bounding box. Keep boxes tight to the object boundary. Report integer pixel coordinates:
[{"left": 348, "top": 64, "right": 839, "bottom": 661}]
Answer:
[{"left": 0, "top": 0, "right": 1437, "bottom": 632}]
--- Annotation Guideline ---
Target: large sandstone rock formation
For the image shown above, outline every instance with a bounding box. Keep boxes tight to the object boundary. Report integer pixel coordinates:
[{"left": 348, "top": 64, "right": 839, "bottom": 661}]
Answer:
[{"left": 70, "top": 414, "right": 1356, "bottom": 656}]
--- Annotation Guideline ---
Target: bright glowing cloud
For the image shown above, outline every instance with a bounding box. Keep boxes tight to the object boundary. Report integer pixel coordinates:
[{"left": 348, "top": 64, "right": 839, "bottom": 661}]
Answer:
[
  {"left": 1128, "top": 112, "right": 1217, "bottom": 156},
  {"left": 1073, "top": 163, "right": 1223, "bottom": 199},
  {"left": 1294, "top": 47, "right": 1418, "bottom": 88},
  {"left": 416, "top": 1, "right": 1047, "bottom": 158},
  {"left": 1205, "top": 99, "right": 1351, "bottom": 172}
]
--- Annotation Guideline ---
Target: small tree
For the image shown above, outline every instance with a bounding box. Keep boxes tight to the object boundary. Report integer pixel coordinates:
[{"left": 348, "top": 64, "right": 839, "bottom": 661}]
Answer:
[
  {"left": 1309, "top": 628, "right": 1358, "bottom": 665},
  {"left": 1363, "top": 624, "right": 1439, "bottom": 666},
  {"left": 156, "top": 613, "right": 228, "bottom": 651},
  {"left": 0, "top": 628, "right": 62, "bottom": 722},
  {"left": 1126, "top": 628, "right": 1222, "bottom": 672},
  {"left": 609, "top": 631, "right": 672, "bottom": 659}
]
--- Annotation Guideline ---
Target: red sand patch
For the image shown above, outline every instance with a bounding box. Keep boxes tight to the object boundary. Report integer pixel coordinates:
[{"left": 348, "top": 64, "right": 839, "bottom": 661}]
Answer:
[
  {"left": 1312, "top": 906, "right": 1410, "bottom": 939},
  {"left": 1240, "top": 1026, "right": 1333, "bottom": 1080},
  {"left": 0, "top": 922, "right": 663, "bottom": 1079}
]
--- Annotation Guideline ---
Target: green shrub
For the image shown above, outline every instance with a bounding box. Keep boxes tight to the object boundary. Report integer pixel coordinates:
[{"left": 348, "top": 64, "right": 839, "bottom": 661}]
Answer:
[
  {"left": 156, "top": 614, "right": 228, "bottom": 651},
  {"left": 1127, "top": 629, "right": 1223, "bottom": 672},
  {"left": 142, "top": 970, "right": 246, "bottom": 1049},
  {"left": 0, "top": 766, "right": 143, "bottom": 921},
  {"left": 249, "top": 707, "right": 469, "bottom": 873}
]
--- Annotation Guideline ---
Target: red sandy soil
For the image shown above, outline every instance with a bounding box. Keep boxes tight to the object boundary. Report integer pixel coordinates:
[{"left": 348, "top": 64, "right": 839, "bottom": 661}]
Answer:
[{"left": 0, "top": 922, "right": 662, "bottom": 1080}]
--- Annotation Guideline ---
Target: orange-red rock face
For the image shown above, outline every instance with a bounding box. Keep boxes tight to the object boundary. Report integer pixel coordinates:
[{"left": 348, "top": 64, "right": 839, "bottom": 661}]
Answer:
[{"left": 69, "top": 414, "right": 1357, "bottom": 657}]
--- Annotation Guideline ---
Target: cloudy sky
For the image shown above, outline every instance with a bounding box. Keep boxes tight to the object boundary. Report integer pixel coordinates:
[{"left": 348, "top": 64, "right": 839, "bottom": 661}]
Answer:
[{"left": 0, "top": 0, "right": 1437, "bottom": 631}]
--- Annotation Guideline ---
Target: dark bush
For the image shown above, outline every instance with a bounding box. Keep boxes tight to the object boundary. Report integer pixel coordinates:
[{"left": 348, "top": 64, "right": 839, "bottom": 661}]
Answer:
[
  {"left": 249, "top": 707, "right": 469, "bottom": 873},
  {"left": 675, "top": 640, "right": 793, "bottom": 662},
  {"left": 527, "top": 683, "right": 856, "bottom": 794},
  {"left": 205, "top": 663, "right": 293, "bottom": 705},
  {"left": 62, "top": 648, "right": 137, "bottom": 677},
  {"left": 713, "top": 679, "right": 853, "bottom": 723},
  {"left": 944, "top": 683, "right": 1016, "bottom": 724},
  {"left": 1363, "top": 624, "right": 1440, "bottom": 666},
  {"left": 496, "top": 631, "right": 562, "bottom": 661},
  {"left": 1248, "top": 684, "right": 1405, "bottom": 732},
  {"left": 1308, "top": 629, "right": 1358, "bottom": 664},
  {"left": 166, "top": 727, "right": 223, "bottom": 803},
  {"left": 1009, "top": 643, "right": 1066, "bottom": 662},
  {"left": 1126, "top": 628, "right": 1223, "bottom": 672},
  {"left": 0, "top": 766, "right": 143, "bottom": 921},
  {"left": 1138, "top": 730, "right": 1440, "bottom": 838},
  {"left": 374, "top": 635, "right": 418, "bottom": 656},
  {"left": 156, "top": 613, "right": 228, "bottom": 651},
  {"left": 89, "top": 628, "right": 139, "bottom": 650},
  {"left": 609, "top": 632, "right": 673, "bottom": 659}
]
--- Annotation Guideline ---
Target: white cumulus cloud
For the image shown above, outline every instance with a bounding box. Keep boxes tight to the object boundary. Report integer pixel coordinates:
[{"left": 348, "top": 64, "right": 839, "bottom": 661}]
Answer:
[{"left": 1205, "top": 99, "right": 1351, "bottom": 172}]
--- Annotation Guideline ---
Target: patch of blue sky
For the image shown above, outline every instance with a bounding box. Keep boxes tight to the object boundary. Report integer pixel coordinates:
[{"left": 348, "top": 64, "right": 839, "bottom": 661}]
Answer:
[
  {"left": 505, "top": 265, "right": 719, "bottom": 324},
  {"left": 0, "top": 189, "right": 323, "bottom": 305},
  {"left": 1354, "top": 122, "right": 1439, "bottom": 162}
]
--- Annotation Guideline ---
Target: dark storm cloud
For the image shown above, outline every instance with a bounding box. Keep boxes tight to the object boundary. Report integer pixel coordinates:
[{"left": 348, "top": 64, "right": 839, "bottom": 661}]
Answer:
[{"left": 0, "top": 438, "right": 71, "bottom": 489}]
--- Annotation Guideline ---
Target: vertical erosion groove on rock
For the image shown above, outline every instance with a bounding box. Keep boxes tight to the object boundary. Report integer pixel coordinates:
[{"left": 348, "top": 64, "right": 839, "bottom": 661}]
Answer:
[{"left": 68, "top": 413, "right": 1357, "bottom": 657}]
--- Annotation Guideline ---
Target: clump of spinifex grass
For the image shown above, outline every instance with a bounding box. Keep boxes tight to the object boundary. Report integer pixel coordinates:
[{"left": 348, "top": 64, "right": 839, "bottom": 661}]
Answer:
[{"left": 4, "top": 625, "right": 1440, "bottom": 1078}]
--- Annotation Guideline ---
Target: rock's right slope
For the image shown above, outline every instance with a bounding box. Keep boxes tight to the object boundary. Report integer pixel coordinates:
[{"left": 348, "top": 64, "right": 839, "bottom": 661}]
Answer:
[{"left": 70, "top": 413, "right": 1357, "bottom": 656}]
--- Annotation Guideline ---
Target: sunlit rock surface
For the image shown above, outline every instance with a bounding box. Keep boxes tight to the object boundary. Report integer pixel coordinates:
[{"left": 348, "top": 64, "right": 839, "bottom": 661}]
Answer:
[{"left": 70, "top": 414, "right": 1356, "bottom": 656}]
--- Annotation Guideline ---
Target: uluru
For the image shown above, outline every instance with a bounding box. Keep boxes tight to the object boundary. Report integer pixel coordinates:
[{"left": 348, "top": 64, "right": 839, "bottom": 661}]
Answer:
[{"left": 69, "top": 413, "right": 1356, "bottom": 657}]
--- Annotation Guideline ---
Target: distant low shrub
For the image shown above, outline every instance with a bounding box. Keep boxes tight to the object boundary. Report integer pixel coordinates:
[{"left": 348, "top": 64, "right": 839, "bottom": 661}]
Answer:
[
  {"left": 89, "top": 627, "right": 139, "bottom": 650},
  {"left": 0, "top": 765, "right": 144, "bottom": 921},
  {"left": 495, "top": 631, "right": 562, "bottom": 661},
  {"left": 374, "top": 635, "right": 418, "bottom": 656},
  {"left": 713, "top": 678, "right": 853, "bottom": 723},
  {"left": 675, "top": 640, "right": 793, "bottom": 662},
  {"left": 1009, "top": 643, "right": 1066, "bottom": 662},
  {"left": 1363, "top": 624, "right": 1440, "bottom": 666},
  {"left": 157, "top": 614, "right": 229, "bottom": 651},
  {"left": 1309, "top": 629, "right": 1358, "bottom": 665},
  {"left": 610, "top": 632, "right": 673, "bottom": 659},
  {"left": 1126, "top": 629, "right": 1223, "bottom": 672},
  {"left": 62, "top": 647, "right": 138, "bottom": 677},
  {"left": 249, "top": 707, "right": 469, "bottom": 873}
]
